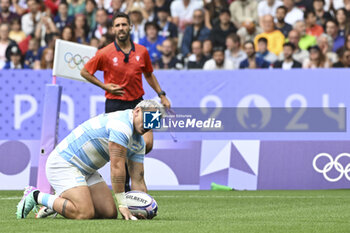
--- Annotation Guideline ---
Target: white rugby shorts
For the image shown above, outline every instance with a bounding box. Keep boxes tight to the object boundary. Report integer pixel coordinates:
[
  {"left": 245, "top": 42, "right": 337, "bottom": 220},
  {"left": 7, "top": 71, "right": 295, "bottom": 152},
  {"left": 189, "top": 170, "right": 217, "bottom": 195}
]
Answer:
[{"left": 46, "top": 150, "right": 105, "bottom": 195}]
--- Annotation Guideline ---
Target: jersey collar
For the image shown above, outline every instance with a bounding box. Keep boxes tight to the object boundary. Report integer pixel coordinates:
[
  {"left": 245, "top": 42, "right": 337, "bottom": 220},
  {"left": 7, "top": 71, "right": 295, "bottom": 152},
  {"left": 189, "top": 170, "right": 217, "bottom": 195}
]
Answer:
[{"left": 114, "top": 39, "right": 135, "bottom": 54}]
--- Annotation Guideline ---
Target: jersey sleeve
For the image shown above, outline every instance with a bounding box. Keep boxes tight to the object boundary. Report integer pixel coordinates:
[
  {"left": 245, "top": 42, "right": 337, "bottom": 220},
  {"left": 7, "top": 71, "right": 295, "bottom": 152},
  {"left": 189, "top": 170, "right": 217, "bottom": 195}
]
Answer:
[
  {"left": 127, "top": 138, "right": 145, "bottom": 163},
  {"left": 84, "top": 49, "right": 104, "bottom": 75},
  {"left": 143, "top": 48, "right": 153, "bottom": 73},
  {"left": 106, "top": 120, "right": 133, "bottom": 148}
]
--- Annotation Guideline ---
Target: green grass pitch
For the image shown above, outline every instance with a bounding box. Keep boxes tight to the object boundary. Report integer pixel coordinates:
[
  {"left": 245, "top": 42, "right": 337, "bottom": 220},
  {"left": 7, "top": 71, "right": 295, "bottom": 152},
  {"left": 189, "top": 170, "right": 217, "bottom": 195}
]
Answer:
[{"left": 1, "top": 190, "right": 350, "bottom": 233}]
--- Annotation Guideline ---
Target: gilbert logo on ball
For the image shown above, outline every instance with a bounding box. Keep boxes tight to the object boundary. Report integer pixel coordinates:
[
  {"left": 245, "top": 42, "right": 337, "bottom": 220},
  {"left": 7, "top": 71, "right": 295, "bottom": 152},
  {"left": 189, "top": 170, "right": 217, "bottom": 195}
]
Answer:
[{"left": 143, "top": 110, "right": 161, "bottom": 129}]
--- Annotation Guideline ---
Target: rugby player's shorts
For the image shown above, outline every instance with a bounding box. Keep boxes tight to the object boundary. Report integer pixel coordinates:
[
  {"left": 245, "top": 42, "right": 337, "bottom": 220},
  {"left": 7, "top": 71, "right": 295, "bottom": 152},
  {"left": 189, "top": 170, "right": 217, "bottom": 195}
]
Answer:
[{"left": 46, "top": 150, "right": 105, "bottom": 195}]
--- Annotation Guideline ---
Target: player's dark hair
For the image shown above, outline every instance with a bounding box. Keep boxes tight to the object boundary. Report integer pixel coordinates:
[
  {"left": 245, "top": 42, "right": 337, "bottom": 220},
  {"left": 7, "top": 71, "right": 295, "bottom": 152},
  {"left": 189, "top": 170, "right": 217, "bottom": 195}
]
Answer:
[
  {"left": 212, "top": 46, "right": 225, "bottom": 54},
  {"left": 283, "top": 42, "right": 295, "bottom": 50},
  {"left": 313, "top": 0, "right": 325, "bottom": 5},
  {"left": 326, "top": 18, "right": 339, "bottom": 27},
  {"left": 304, "top": 10, "right": 315, "bottom": 20},
  {"left": 258, "top": 37, "right": 268, "bottom": 45},
  {"left": 276, "top": 6, "right": 287, "bottom": 14},
  {"left": 244, "top": 40, "right": 255, "bottom": 50},
  {"left": 227, "top": 33, "right": 241, "bottom": 44},
  {"left": 59, "top": 1, "right": 68, "bottom": 7},
  {"left": 112, "top": 12, "right": 131, "bottom": 25},
  {"left": 144, "top": 21, "right": 160, "bottom": 32}
]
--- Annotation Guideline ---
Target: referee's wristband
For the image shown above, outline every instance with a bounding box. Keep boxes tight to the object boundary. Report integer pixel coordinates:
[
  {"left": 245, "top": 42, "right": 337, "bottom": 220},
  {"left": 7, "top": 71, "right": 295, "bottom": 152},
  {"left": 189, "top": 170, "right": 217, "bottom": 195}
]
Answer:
[{"left": 115, "top": 192, "right": 127, "bottom": 208}]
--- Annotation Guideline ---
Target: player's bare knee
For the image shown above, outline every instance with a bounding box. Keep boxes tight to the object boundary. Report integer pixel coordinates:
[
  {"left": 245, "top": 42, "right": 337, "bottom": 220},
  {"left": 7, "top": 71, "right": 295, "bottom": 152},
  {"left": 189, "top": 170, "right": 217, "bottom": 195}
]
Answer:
[
  {"left": 76, "top": 210, "right": 95, "bottom": 219},
  {"left": 145, "top": 142, "right": 153, "bottom": 154},
  {"left": 102, "top": 209, "right": 118, "bottom": 219}
]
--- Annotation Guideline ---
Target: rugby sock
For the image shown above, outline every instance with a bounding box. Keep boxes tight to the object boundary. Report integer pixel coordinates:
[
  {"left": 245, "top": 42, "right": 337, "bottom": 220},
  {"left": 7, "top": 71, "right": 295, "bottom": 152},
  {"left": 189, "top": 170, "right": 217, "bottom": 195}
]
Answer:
[{"left": 37, "top": 192, "right": 58, "bottom": 209}]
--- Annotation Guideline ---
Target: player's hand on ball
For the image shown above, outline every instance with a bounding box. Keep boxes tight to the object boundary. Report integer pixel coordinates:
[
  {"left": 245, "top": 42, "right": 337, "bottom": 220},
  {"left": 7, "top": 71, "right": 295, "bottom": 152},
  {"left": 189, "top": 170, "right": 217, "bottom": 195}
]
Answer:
[
  {"left": 119, "top": 207, "right": 137, "bottom": 220},
  {"left": 133, "top": 213, "right": 147, "bottom": 220},
  {"left": 104, "top": 83, "right": 125, "bottom": 96}
]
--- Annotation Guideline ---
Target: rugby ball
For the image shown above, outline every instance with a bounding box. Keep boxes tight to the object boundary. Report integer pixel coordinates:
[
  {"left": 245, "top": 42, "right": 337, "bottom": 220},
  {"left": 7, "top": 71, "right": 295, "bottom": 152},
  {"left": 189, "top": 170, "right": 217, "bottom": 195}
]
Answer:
[{"left": 126, "top": 191, "right": 158, "bottom": 219}]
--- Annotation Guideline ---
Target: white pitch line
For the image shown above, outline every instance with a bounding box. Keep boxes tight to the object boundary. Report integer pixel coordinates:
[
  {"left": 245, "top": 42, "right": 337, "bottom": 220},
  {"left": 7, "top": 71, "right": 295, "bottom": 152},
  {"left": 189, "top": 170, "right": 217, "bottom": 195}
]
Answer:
[
  {"left": 152, "top": 195, "right": 350, "bottom": 199},
  {"left": 0, "top": 196, "right": 21, "bottom": 200}
]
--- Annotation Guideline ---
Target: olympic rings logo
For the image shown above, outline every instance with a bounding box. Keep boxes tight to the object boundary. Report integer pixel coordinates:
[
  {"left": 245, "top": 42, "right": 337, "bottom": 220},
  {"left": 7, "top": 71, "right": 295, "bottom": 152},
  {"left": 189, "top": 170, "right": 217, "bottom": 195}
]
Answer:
[
  {"left": 312, "top": 153, "right": 350, "bottom": 182},
  {"left": 64, "top": 52, "right": 90, "bottom": 70}
]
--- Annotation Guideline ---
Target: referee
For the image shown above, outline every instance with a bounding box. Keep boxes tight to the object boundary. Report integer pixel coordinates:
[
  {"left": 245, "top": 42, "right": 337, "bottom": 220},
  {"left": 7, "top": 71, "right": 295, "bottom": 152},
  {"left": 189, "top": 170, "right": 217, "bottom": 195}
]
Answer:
[{"left": 81, "top": 12, "right": 170, "bottom": 191}]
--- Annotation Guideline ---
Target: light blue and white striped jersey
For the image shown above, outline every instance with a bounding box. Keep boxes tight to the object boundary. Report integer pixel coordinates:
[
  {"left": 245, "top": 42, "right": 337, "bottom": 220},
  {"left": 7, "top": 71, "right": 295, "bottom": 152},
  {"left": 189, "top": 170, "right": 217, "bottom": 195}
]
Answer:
[{"left": 55, "top": 109, "right": 145, "bottom": 175}]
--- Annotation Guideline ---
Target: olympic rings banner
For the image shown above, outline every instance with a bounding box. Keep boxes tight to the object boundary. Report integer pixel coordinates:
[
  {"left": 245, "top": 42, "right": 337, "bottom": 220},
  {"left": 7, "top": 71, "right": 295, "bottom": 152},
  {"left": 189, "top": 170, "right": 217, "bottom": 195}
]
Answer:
[{"left": 53, "top": 39, "right": 97, "bottom": 82}]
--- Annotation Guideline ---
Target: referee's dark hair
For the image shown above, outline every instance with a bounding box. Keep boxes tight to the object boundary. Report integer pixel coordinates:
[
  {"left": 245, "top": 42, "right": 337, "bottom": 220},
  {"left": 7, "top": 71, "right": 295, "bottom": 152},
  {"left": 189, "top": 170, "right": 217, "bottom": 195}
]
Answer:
[{"left": 112, "top": 12, "right": 131, "bottom": 25}]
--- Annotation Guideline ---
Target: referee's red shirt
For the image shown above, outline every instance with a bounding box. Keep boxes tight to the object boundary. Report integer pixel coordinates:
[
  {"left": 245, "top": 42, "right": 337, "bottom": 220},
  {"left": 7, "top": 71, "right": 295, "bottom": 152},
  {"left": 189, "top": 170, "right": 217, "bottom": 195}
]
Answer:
[{"left": 84, "top": 41, "right": 153, "bottom": 101}]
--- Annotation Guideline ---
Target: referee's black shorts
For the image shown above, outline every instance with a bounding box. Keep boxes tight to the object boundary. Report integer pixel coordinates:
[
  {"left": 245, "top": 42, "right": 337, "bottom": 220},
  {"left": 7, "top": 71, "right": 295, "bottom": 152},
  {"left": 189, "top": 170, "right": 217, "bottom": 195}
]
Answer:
[{"left": 105, "top": 97, "right": 143, "bottom": 113}]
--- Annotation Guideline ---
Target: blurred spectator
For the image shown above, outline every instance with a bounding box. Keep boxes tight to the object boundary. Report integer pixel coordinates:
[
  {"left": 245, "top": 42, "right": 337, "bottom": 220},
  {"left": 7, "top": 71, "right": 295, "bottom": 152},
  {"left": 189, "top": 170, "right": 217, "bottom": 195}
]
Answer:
[
  {"left": 61, "top": 25, "right": 75, "bottom": 42},
  {"left": 258, "top": 0, "right": 283, "bottom": 18},
  {"left": 35, "top": 14, "right": 58, "bottom": 47},
  {"left": 202, "top": 39, "right": 212, "bottom": 59},
  {"left": 155, "top": 38, "right": 183, "bottom": 69},
  {"left": 254, "top": 14, "right": 285, "bottom": 55},
  {"left": 44, "top": 0, "right": 59, "bottom": 16},
  {"left": 332, "top": 47, "right": 350, "bottom": 67},
  {"left": 125, "top": 0, "right": 144, "bottom": 11},
  {"left": 170, "top": 0, "right": 203, "bottom": 32},
  {"left": 224, "top": 33, "right": 246, "bottom": 69},
  {"left": 283, "top": 0, "right": 303, "bottom": 25},
  {"left": 0, "top": 0, "right": 19, "bottom": 24},
  {"left": 294, "top": 0, "right": 313, "bottom": 12},
  {"left": 84, "top": 0, "right": 97, "bottom": 32},
  {"left": 317, "top": 33, "right": 338, "bottom": 64},
  {"left": 129, "top": 6, "right": 146, "bottom": 43},
  {"left": 237, "top": 19, "right": 263, "bottom": 45},
  {"left": 325, "top": 19, "right": 345, "bottom": 52},
  {"left": 273, "top": 42, "right": 302, "bottom": 69},
  {"left": 157, "top": 8, "right": 178, "bottom": 42},
  {"left": 345, "top": 34, "right": 350, "bottom": 50},
  {"left": 256, "top": 37, "right": 278, "bottom": 63},
  {"left": 154, "top": 0, "right": 172, "bottom": 13},
  {"left": 24, "top": 37, "right": 39, "bottom": 68},
  {"left": 305, "top": 10, "right": 323, "bottom": 38},
  {"left": 313, "top": 0, "right": 332, "bottom": 27},
  {"left": 229, "top": 0, "right": 258, "bottom": 29},
  {"left": 280, "top": 29, "right": 309, "bottom": 63},
  {"left": 67, "top": 0, "right": 85, "bottom": 17},
  {"left": 187, "top": 40, "right": 207, "bottom": 69},
  {"left": 93, "top": 8, "right": 109, "bottom": 39},
  {"left": 90, "top": 36, "right": 99, "bottom": 48},
  {"left": 0, "top": 23, "right": 16, "bottom": 68},
  {"left": 35, "top": 46, "right": 54, "bottom": 69},
  {"left": 302, "top": 45, "right": 331, "bottom": 68},
  {"left": 324, "top": 0, "right": 345, "bottom": 12},
  {"left": 139, "top": 21, "right": 165, "bottom": 63},
  {"left": 3, "top": 44, "right": 29, "bottom": 69},
  {"left": 73, "top": 14, "right": 90, "bottom": 44},
  {"left": 21, "top": 0, "right": 43, "bottom": 36},
  {"left": 335, "top": 8, "right": 348, "bottom": 37},
  {"left": 209, "top": 9, "right": 236, "bottom": 47},
  {"left": 294, "top": 20, "right": 317, "bottom": 50},
  {"left": 54, "top": 1, "right": 74, "bottom": 32},
  {"left": 10, "top": 0, "right": 27, "bottom": 16},
  {"left": 9, "top": 18, "right": 26, "bottom": 43},
  {"left": 204, "top": 0, "right": 228, "bottom": 29},
  {"left": 144, "top": 0, "right": 156, "bottom": 22},
  {"left": 203, "top": 46, "right": 234, "bottom": 70},
  {"left": 99, "top": 32, "right": 114, "bottom": 48},
  {"left": 275, "top": 6, "right": 292, "bottom": 37},
  {"left": 43, "top": 31, "right": 59, "bottom": 50},
  {"left": 97, "top": 0, "right": 126, "bottom": 11},
  {"left": 109, "top": 0, "right": 127, "bottom": 16},
  {"left": 240, "top": 41, "right": 270, "bottom": 69},
  {"left": 181, "top": 9, "right": 210, "bottom": 57}
]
